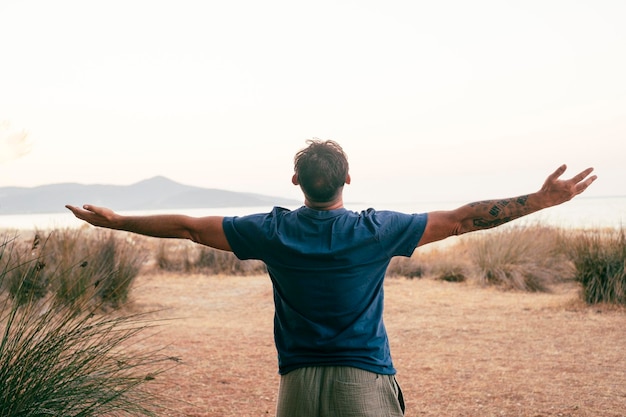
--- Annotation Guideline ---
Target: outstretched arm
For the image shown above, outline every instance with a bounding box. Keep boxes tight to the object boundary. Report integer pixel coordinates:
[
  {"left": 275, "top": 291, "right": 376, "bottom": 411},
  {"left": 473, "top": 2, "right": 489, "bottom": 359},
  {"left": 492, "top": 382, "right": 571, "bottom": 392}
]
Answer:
[
  {"left": 418, "top": 164, "right": 597, "bottom": 247},
  {"left": 65, "top": 204, "right": 232, "bottom": 251}
]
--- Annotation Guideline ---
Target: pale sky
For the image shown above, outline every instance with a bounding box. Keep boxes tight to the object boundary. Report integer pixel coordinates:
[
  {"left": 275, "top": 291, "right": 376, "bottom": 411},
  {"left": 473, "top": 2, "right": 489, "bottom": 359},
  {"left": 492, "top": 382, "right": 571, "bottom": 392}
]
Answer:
[{"left": 0, "top": 0, "right": 624, "bottom": 206}]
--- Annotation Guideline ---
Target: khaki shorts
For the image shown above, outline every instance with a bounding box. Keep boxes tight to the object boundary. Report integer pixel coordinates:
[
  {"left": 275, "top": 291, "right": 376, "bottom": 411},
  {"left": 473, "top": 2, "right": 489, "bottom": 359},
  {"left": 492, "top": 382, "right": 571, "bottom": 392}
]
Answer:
[{"left": 276, "top": 366, "right": 405, "bottom": 417}]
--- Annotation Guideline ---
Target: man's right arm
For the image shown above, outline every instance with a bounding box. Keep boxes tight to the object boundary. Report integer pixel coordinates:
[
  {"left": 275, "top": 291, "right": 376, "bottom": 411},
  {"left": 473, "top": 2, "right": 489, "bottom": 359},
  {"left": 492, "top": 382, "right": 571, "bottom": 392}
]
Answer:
[{"left": 65, "top": 204, "right": 232, "bottom": 251}]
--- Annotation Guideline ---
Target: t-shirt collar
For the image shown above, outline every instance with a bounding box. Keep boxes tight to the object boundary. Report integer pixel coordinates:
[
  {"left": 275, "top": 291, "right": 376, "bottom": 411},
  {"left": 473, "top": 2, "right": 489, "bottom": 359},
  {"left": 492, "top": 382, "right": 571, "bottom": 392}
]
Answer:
[{"left": 297, "top": 205, "right": 348, "bottom": 219}]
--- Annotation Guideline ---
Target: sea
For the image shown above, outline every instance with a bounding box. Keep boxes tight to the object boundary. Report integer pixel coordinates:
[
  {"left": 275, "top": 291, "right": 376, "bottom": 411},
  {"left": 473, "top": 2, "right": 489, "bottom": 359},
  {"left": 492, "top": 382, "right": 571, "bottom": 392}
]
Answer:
[{"left": 0, "top": 195, "right": 624, "bottom": 232}]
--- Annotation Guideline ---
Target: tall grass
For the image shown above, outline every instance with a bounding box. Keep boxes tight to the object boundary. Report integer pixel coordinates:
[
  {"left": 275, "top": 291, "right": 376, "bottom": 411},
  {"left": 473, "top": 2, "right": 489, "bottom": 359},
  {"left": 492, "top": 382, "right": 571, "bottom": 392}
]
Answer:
[
  {"left": 84, "top": 233, "right": 144, "bottom": 308},
  {"left": 398, "top": 224, "right": 626, "bottom": 305},
  {"left": 388, "top": 225, "right": 572, "bottom": 291},
  {"left": 463, "top": 225, "right": 573, "bottom": 292},
  {"left": 388, "top": 248, "right": 469, "bottom": 282},
  {"left": 1, "top": 234, "right": 48, "bottom": 306},
  {"left": 563, "top": 228, "right": 626, "bottom": 305},
  {"left": 155, "top": 240, "right": 266, "bottom": 275},
  {"left": 387, "top": 256, "right": 425, "bottom": 279},
  {"left": 4, "top": 229, "right": 147, "bottom": 309},
  {"left": 0, "top": 234, "right": 173, "bottom": 416}
]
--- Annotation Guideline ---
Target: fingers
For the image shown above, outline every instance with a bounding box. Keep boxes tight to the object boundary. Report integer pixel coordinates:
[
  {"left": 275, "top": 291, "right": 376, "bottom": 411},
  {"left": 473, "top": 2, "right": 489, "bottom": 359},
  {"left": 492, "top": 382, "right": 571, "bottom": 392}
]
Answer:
[
  {"left": 65, "top": 204, "right": 81, "bottom": 215},
  {"left": 565, "top": 167, "right": 596, "bottom": 196},
  {"left": 542, "top": 165, "right": 597, "bottom": 202},
  {"left": 549, "top": 165, "right": 596, "bottom": 186},
  {"left": 570, "top": 167, "right": 595, "bottom": 184},
  {"left": 553, "top": 166, "right": 596, "bottom": 197},
  {"left": 574, "top": 172, "right": 598, "bottom": 195},
  {"left": 75, "top": 204, "right": 93, "bottom": 212},
  {"left": 65, "top": 204, "right": 88, "bottom": 213},
  {"left": 547, "top": 164, "right": 568, "bottom": 182},
  {"left": 65, "top": 204, "right": 101, "bottom": 222}
]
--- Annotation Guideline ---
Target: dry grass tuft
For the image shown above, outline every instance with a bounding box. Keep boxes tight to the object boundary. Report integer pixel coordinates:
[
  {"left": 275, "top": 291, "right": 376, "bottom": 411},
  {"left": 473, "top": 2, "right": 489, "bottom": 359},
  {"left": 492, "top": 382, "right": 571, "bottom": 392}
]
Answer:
[
  {"left": 0, "top": 234, "right": 176, "bottom": 416},
  {"left": 465, "top": 225, "right": 574, "bottom": 292},
  {"left": 562, "top": 228, "right": 626, "bottom": 305}
]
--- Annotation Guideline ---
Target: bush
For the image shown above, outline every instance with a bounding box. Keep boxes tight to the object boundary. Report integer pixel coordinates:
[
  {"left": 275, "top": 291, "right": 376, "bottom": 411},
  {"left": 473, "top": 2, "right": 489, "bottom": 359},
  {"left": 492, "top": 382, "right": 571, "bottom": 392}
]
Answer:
[
  {"left": 88, "top": 233, "right": 144, "bottom": 308},
  {"left": 387, "top": 256, "right": 425, "bottom": 279},
  {"left": 10, "top": 229, "right": 146, "bottom": 309},
  {"left": 35, "top": 228, "right": 93, "bottom": 307},
  {"left": 387, "top": 246, "right": 469, "bottom": 282},
  {"left": 564, "top": 228, "right": 626, "bottom": 305},
  {"left": 156, "top": 240, "right": 266, "bottom": 275},
  {"left": 195, "top": 246, "right": 266, "bottom": 275},
  {"left": 155, "top": 240, "right": 195, "bottom": 273},
  {"left": 0, "top": 235, "right": 173, "bottom": 416},
  {"left": 466, "top": 225, "right": 573, "bottom": 292},
  {"left": 433, "top": 260, "right": 468, "bottom": 283},
  {"left": 0, "top": 234, "right": 48, "bottom": 306}
]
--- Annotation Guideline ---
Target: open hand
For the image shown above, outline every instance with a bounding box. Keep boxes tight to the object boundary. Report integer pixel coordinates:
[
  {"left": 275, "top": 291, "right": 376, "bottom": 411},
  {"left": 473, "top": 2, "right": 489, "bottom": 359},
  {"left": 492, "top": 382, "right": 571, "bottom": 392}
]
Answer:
[
  {"left": 65, "top": 204, "right": 121, "bottom": 229},
  {"left": 539, "top": 165, "right": 597, "bottom": 207}
]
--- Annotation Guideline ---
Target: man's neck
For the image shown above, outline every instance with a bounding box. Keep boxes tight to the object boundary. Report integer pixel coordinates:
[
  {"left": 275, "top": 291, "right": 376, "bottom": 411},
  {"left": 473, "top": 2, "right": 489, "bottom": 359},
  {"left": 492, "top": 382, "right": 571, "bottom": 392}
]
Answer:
[{"left": 304, "top": 197, "right": 345, "bottom": 211}]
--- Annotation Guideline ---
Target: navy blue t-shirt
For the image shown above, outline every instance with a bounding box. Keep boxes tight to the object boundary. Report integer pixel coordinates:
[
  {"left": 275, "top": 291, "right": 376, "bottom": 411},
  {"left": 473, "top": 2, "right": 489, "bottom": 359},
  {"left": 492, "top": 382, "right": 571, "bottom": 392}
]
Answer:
[{"left": 222, "top": 206, "right": 428, "bottom": 375}]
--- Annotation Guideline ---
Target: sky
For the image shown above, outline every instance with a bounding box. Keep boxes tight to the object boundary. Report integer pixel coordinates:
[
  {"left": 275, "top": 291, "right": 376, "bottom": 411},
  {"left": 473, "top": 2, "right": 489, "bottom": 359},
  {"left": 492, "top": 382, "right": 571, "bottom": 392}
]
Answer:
[{"left": 0, "top": 0, "right": 624, "bottom": 207}]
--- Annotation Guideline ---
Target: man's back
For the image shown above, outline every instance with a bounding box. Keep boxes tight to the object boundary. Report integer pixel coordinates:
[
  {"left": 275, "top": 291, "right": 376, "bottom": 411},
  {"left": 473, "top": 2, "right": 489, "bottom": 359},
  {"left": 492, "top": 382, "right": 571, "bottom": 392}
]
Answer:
[{"left": 223, "top": 206, "right": 427, "bottom": 374}]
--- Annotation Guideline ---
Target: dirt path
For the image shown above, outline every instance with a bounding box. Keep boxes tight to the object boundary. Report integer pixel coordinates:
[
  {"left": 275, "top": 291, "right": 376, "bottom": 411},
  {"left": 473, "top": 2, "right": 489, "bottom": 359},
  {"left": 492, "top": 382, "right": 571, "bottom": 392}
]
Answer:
[{"left": 130, "top": 273, "right": 626, "bottom": 417}]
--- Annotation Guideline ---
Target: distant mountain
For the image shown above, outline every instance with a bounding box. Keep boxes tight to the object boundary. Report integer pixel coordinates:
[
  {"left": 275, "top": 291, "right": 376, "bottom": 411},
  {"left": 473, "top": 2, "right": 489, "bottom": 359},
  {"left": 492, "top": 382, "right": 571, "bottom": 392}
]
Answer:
[{"left": 0, "top": 176, "right": 301, "bottom": 214}]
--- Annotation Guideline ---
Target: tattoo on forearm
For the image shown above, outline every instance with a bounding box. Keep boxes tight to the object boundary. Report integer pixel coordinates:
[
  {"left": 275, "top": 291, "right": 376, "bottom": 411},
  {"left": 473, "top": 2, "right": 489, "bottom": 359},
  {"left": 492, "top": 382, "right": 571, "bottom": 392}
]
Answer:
[
  {"left": 469, "top": 195, "right": 531, "bottom": 230},
  {"left": 473, "top": 217, "right": 514, "bottom": 228},
  {"left": 488, "top": 205, "right": 501, "bottom": 217}
]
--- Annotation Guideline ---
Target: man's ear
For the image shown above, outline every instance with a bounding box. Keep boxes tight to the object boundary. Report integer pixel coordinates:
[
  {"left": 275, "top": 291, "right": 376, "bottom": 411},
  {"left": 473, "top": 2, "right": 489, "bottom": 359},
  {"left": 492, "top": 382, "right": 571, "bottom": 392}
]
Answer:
[
  {"left": 345, "top": 174, "right": 351, "bottom": 185},
  {"left": 292, "top": 174, "right": 299, "bottom": 185}
]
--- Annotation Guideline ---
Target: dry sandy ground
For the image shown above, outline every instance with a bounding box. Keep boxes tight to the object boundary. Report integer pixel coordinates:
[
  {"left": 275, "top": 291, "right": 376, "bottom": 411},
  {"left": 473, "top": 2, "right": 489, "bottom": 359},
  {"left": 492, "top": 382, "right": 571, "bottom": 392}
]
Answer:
[{"left": 129, "top": 272, "right": 626, "bottom": 417}]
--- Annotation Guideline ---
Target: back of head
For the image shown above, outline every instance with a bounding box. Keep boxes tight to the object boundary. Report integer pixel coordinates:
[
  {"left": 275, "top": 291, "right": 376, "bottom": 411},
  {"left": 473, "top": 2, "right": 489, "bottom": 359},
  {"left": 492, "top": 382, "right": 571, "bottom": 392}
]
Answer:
[{"left": 294, "top": 139, "right": 349, "bottom": 203}]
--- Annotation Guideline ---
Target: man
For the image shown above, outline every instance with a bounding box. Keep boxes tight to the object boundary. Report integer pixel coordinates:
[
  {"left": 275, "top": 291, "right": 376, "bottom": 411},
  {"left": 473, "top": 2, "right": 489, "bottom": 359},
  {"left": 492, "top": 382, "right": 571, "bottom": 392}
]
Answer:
[{"left": 66, "top": 139, "right": 596, "bottom": 417}]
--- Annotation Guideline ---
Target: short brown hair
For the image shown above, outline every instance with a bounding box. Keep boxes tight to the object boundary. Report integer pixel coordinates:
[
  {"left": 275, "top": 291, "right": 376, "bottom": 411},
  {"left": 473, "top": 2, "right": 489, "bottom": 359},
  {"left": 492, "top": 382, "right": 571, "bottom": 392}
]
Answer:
[{"left": 294, "top": 139, "right": 349, "bottom": 203}]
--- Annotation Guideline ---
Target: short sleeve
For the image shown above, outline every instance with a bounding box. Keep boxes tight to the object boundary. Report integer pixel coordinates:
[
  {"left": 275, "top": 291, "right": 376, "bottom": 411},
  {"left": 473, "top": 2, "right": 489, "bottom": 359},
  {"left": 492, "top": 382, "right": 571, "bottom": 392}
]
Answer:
[{"left": 373, "top": 211, "right": 428, "bottom": 257}]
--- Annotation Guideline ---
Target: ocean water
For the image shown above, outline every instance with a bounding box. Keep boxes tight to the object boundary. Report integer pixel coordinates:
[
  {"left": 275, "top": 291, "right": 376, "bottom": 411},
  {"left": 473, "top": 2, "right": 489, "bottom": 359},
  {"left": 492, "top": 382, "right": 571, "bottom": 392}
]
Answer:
[
  {"left": 355, "top": 195, "right": 626, "bottom": 230},
  {"left": 0, "top": 196, "right": 624, "bottom": 232}
]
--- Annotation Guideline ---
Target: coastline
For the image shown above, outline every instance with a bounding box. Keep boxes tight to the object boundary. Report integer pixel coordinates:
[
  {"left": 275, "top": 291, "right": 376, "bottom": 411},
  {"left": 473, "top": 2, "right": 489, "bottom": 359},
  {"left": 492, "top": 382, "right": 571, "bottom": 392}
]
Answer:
[{"left": 1, "top": 195, "right": 624, "bottom": 232}]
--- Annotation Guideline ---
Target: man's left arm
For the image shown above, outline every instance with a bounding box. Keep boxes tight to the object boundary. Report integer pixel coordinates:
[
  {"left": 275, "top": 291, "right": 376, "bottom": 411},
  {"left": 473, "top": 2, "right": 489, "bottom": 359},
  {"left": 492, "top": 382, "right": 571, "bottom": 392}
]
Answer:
[{"left": 417, "top": 165, "right": 597, "bottom": 247}]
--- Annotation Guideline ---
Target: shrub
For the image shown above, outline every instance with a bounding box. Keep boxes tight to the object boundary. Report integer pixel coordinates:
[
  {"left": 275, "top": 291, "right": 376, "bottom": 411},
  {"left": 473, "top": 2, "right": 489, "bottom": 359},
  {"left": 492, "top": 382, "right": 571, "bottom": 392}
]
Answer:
[
  {"left": 0, "top": 235, "right": 173, "bottom": 416},
  {"left": 89, "top": 233, "right": 144, "bottom": 308},
  {"left": 564, "top": 228, "right": 626, "bottom": 305},
  {"left": 432, "top": 259, "right": 468, "bottom": 283},
  {"left": 388, "top": 243, "right": 469, "bottom": 281},
  {"left": 41, "top": 228, "right": 95, "bottom": 307},
  {"left": 387, "top": 256, "right": 425, "bottom": 279},
  {"left": 27, "top": 229, "right": 145, "bottom": 309},
  {"left": 155, "top": 240, "right": 195, "bottom": 273},
  {"left": 156, "top": 241, "right": 266, "bottom": 275},
  {"left": 195, "top": 246, "right": 266, "bottom": 275},
  {"left": 0, "top": 234, "right": 48, "bottom": 306},
  {"left": 466, "top": 225, "right": 573, "bottom": 292}
]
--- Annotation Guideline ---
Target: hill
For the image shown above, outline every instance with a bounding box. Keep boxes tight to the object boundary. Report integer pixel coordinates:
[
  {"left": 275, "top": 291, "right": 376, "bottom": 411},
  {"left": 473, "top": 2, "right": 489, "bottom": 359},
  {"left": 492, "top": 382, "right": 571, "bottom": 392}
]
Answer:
[{"left": 0, "top": 176, "right": 300, "bottom": 214}]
